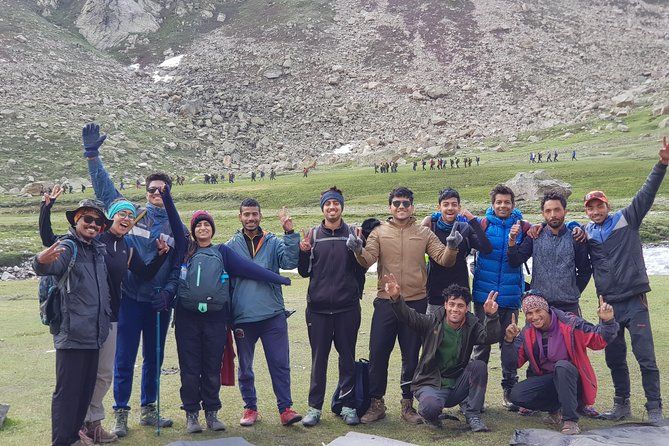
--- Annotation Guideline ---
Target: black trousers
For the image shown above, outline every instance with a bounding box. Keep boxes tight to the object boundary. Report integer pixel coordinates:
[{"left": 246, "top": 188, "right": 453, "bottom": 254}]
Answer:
[
  {"left": 369, "top": 298, "right": 426, "bottom": 400},
  {"left": 306, "top": 305, "right": 361, "bottom": 410},
  {"left": 551, "top": 301, "right": 581, "bottom": 316},
  {"left": 606, "top": 294, "right": 662, "bottom": 409},
  {"left": 52, "top": 348, "right": 99, "bottom": 446},
  {"left": 472, "top": 304, "right": 519, "bottom": 390},
  {"left": 175, "top": 309, "right": 227, "bottom": 412},
  {"left": 509, "top": 360, "right": 580, "bottom": 422}
]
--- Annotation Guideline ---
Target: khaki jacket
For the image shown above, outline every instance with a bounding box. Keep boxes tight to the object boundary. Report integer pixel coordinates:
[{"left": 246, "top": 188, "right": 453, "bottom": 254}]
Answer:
[{"left": 355, "top": 217, "right": 457, "bottom": 301}]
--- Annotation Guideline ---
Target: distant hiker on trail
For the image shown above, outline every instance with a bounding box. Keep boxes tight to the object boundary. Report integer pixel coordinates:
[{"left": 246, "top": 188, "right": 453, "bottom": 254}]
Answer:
[
  {"left": 251, "top": 171, "right": 256, "bottom": 182},
  {"left": 135, "top": 179, "right": 141, "bottom": 189},
  {"left": 225, "top": 199, "right": 303, "bottom": 428},
  {"left": 537, "top": 152, "right": 543, "bottom": 162},
  {"left": 413, "top": 161, "right": 417, "bottom": 171},
  {"left": 270, "top": 168, "right": 276, "bottom": 180},
  {"left": 303, "top": 167, "right": 309, "bottom": 178},
  {"left": 529, "top": 152, "right": 535, "bottom": 163},
  {"left": 450, "top": 159, "right": 454, "bottom": 168},
  {"left": 84, "top": 123, "right": 185, "bottom": 436},
  {"left": 229, "top": 172, "right": 235, "bottom": 183},
  {"left": 546, "top": 151, "right": 552, "bottom": 162},
  {"left": 580, "top": 137, "right": 669, "bottom": 424},
  {"left": 298, "top": 186, "right": 368, "bottom": 427},
  {"left": 387, "top": 279, "right": 500, "bottom": 432},
  {"left": 260, "top": 170, "right": 265, "bottom": 180},
  {"left": 33, "top": 199, "right": 112, "bottom": 446},
  {"left": 572, "top": 150, "right": 577, "bottom": 160},
  {"left": 476, "top": 156, "right": 480, "bottom": 166},
  {"left": 430, "top": 159, "right": 435, "bottom": 170},
  {"left": 422, "top": 160, "right": 426, "bottom": 171},
  {"left": 69, "top": 184, "right": 73, "bottom": 194},
  {"left": 554, "top": 149, "right": 559, "bottom": 161},
  {"left": 455, "top": 158, "right": 460, "bottom": 168},
  {"left": 502, "top": 292, "right": 619, "bottom": 435},
  {"left": 374, "top": 163, "right": 379, "bottom": 173},
  {"left": 119, "top": 180, "right": 125, "bottom": 190},
  {"left": 349, "top": 187, "right": 458, "bottom": 425}
]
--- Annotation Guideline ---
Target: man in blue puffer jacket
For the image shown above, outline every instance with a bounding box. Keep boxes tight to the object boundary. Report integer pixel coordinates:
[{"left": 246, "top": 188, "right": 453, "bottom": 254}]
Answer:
[
  {"left": 84, "top": 124, "right": 184, "bottom": 435},
  {"left": 226, "top": 198, "right": 303, "bottom": 427},
  {"left": 472, "top": 184, "right": 530, "bottom": 410}
]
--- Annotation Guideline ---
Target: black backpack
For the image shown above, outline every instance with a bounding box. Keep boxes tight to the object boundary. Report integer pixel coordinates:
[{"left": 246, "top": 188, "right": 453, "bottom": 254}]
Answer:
[
  {"left": 37, "top": 239, "right": 77, "bottom": 334},
  {"left": 331, "top": 358, "right": 371, "bottom": 418},
  {"left": 178, "top": 246, "right": 230, "bottom": 313}
]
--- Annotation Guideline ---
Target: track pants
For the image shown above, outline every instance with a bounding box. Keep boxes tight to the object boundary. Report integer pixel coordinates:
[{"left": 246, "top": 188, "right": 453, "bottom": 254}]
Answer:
[{"left": 85, "top": 322, "right": 117, "bottom": 422}]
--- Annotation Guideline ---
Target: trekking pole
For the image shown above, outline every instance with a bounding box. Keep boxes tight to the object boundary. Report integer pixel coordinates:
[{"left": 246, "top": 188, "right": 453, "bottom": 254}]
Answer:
[{"left": 156, "top": 310, "right": 161, "bottom": 436}]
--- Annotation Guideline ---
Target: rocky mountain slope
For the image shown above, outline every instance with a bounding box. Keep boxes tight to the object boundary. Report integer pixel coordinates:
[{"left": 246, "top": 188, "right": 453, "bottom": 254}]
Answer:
[{"left": 0, "top": 0, "right": 668, "bottom": 192}]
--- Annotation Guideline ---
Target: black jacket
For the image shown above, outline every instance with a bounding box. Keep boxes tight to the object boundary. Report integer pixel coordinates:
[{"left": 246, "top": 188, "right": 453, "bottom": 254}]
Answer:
[
  {"left": 33, "top": 229, "right": 111, "bottom": 349},
  {"left": 297, "top": 221, "right": 367, "bottom": 313}
]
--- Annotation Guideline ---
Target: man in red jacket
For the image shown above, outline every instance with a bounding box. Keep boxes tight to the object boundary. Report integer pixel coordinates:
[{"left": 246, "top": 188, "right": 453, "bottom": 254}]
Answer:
[{"left": 501, "top": 292, "right": 618, "bottom": 435}]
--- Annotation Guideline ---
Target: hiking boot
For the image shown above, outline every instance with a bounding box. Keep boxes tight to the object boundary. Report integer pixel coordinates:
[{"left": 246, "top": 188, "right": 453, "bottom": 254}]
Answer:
[
  {"left": 518, "top": 407, "right": 537, "bottom": 416},
  {"left": 361, "top": 398, "right": 386, "bottom": 424},
  {"left": 340, "top": 406, "right": 360, "bottom": 426},
  {"left": 140, "top": 403, "right": 173, "bottom": 428},
  {"left": 542, "top": 411, "right": 562, "bottom": 426},
  {"left": 84, "top": 420, "right": 118, "bottom": 443},
  {"left": 599, "top": 397, "right": 631, "bottom": 421},
  {"left": 74, "top": 429, "right": 95, "bottom": 446},
  {"left": 205, "top": 411, "right": 226, "bottom": 431},
  {"left": 578, "top": 405, "right": 599, "bottom": 418},
  {"left": 240, "top": 408, "right": 259, "bottom": 426},
  {"left": 185, "top": 411, "right": 202, "bottom": 434},
  {"left": 400, "top": 398, "right": 423, "bottom": 425},
  {"left": 647, "top": 407, "right": 664, "bottom": 425},
  {"left": 466, "top": 416, "right": 490, "bottom": 432},
  {"left": 302, "top": 407, "right": 322, "bottom": 427},
  {"left": 561, "top": 420, "right": 581, "bottom": 435},
  {"left": 280, "top": 407, "right": 302, "bottom": 426},
  {"left": 111, "top": 409, "right": 129, "bottom": 438},
  {"left": 502, "top": 388, "right": 519, "bottom": 412}
]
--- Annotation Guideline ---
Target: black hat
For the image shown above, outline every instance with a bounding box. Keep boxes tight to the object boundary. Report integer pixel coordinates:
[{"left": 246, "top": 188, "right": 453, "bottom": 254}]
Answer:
[{"left": 65, "top": 199, "right": 112, "bottom": 228}]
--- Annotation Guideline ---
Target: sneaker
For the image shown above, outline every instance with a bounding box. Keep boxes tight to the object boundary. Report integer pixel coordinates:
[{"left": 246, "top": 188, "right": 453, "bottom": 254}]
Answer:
[
  {"left": 578, "top": 405, "right": 599, "bottom": 418},
  {"left": 280, "top": 407, "right": 302, "bottom": 426},
  {"left": 361, "top": 398, "right": 386, "bottom": 424},
  {"left": 140, "top": 404, "right": 173, "bottom": 428},
  {"left": 302, "top": 407, "right": 322, "bottom": 427},
  {"left": 340, "top": 406, "right": 360, "bottom": 426},
  {"left": 502, "top": 388, "right": 519, "bottom": 412},
  {"left": 111, "top": 409, "right": 129, "bottom": 438},
  {"left": 518, "top": 407, "right": 538, "bottom": 416},
  {"left": 561, "top": 420, "right": 580, "bottom": 435},
  {"left": 423, "top": 417, "right": 442, "bottom": 429},
  {"left": 647, "top": 407, "right": 664, "bottom": 425},
  {"left": 400, "top": 398, "right": 423, "bottom": 425},
  {"left": 542, "top": 411, "right": 562, "bottom": 426},
  {"left": 240, "top": 408, "right": 259, "bottom": 427},
  {"left": 599, "top": 397, "right": 631, "bottom": 421},
  {"left": 84, "top": 420, "right": 118, "bottom": 443},
  {"left": 205, "top": 411, "right": 226, "bottom": 431},
  {"left": 466, "top": 416, "right": 490, "bottom": 432},
  {"left": 185, "top": 411, "right": 202, "bottom": 434}
]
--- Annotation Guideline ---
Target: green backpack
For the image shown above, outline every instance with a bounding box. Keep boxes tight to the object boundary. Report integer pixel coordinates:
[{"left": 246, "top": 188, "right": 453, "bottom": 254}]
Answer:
[{"left": 178, "top": 246, "right": 230, "bottom": 313}]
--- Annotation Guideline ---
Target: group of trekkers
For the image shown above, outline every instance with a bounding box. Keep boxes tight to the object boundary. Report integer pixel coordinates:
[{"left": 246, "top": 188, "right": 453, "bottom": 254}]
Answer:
[{"left": 34, "top": 123, "right": 668, "bottom": 446}]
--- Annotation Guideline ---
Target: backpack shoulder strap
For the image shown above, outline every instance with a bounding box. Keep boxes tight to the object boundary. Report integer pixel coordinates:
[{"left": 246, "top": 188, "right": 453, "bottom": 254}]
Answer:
[{"left": 57, "top": 239, "right": 78, "bottom": 293}]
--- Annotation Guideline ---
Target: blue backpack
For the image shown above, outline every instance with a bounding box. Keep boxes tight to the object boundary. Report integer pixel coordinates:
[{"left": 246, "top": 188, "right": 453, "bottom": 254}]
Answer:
[
  {"left": 178, "top": 246, "right": 230, "bottom": 313},
  {"left": 331, "top": 358, "right": 370, "bottom": 417},
  {"left": 37, "top": 239, "right": 77, "bottom": 334}
]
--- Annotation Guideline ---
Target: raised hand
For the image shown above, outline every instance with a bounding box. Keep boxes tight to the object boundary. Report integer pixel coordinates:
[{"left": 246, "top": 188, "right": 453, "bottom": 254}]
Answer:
[
  {"left": 460, "top": 208, "right": 475, "bottom": 221},
  {"left": 346, "top": 233, "right": 363, "bottom": 254},
  {"left": 526, "top": 223, "right": 542, "bottom": 240},
  {"left": 156, "top": 238, "right": 170, "bottom": 256},
  {"left": 37, "top": 242, "right": 66, "bottom": 264},
  {"left": 82, "top": 123, "right": 107, "bottom": 158},
  {"left": 659, "top": 136, "right": 669, "bottom": 165},
  {"left": 446, "top": 225, "right": 463, "bottom": 249},
  {"left": 42, "top": 184, "right": 63, "bottom": 206},
  {"left": 597, "top": 295, "right": 615, "bottom": 322},
  {"left": 278, "top": 206, "right": 294, "bottom": 232},
  {"left": 383, "top": 273, "right": 400, "bottom": 300},
  {"left": 509, "top": 222, "right": 522, "bottom": 244},
  {"left": 505, "top": 312, "right": 521, "bottom": 342},
  {"left": 483, "top": 290, "right": 499, "bottom": 315},
  {"left": 299, "top": 228, "right": 313, "bottom": 252}
]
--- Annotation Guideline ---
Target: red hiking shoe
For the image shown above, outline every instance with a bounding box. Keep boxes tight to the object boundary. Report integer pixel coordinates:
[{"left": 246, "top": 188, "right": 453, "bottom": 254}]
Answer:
[
  {"left": 240, "top": 408, "right": 259, "bottom": 426},
  {"left": 280, "top": 408, "right": 302, "bottom": 426}
]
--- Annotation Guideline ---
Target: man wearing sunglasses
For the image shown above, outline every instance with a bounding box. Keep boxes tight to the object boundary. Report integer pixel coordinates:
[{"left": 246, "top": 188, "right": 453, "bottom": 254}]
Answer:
[
  {"left": 83, "top": 123, "right": 186, "bottom": 435},
  {"left": 580, "top": 137, "right": 669, "bottom": 424},
  {"left": 348, "top": 187, "right": 459, "bottom": 424}
]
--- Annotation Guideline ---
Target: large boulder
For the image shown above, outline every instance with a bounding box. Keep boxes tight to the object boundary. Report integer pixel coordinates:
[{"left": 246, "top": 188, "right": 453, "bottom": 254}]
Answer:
[
  {"left": 505, "top": 170, "right": 572, "bottom": 201},
  {"left": 21, "top": 181, "right": 52, "bottom": 196}
]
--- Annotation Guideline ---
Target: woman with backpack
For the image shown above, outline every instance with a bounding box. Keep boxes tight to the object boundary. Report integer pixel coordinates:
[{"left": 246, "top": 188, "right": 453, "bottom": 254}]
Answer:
[{"left": 160, "top": 189, "right": 292, "bottom": 434}]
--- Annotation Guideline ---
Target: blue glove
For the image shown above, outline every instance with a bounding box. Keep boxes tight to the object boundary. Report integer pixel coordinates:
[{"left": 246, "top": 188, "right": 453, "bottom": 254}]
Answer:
[
  {"left": 151, "top": 289, "right": 173, "bottom": 312},
  {"left": 281, "top": 276, "right": 291, "bottom": 286},
  {"left": 82, "top": 123, "right": 107, "bottom": 158}
]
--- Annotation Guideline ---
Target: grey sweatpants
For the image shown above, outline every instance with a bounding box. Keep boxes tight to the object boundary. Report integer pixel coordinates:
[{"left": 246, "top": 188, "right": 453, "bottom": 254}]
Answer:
[{"left": 85, "top": 322, "right": 117, "bottom": 422}]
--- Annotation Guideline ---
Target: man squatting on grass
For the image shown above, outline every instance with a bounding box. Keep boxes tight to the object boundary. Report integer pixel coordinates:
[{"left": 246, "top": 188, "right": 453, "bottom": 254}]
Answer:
[
  {"left": 297, "top": 187, "right": 368, "bottom": 427},
  {"left": 385, "top": 276, "right": 501, "bottom": 432},
  {"left": 348, "top": 186, "right": 459, "bottom": 424},
  {"left": 502, "top": 292, "right": 618, "bottom": 435},
  {"left": 580, "top": 137, "right": 669, "bottom": 423}
]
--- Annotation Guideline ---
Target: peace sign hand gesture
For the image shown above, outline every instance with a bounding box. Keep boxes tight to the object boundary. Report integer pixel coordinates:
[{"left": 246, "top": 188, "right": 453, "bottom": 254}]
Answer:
[
  {"left": 597, "top": 296, "right": 615, "bottom": 322},
  {"left": 299, "top": 228, "right": 313, "bottom": 252},
  {"left": 37, "top": 241, "right": 66, "bottom": 264},
  {"left": 504, "top": 312, "right": 521, "bottom": 342},
  {"left": 42, "top": 184, "right": 63, "bottom": 206},
  {"left": 383, "top": 273, "right": 401, "bottom": 301},
  {"left": 483, "top": 290, "right": 499, "bottom": 315}
]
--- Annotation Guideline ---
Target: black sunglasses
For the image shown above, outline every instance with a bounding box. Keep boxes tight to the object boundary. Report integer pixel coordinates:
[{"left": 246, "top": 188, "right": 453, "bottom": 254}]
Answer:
[
  {"left": 392, "top": 200, "right": 412, "bottom": 208},
  {"left": 81, "top": 215, "right": 105, "bottom": 227},
  {"left": 146, "top": 187, "right": 161, "bottom": 194}
]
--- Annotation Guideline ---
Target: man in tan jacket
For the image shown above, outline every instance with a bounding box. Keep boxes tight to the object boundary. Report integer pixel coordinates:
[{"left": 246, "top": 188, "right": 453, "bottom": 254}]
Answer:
[{"left": 347, "top": 187, "right": 460, "bottom": 424}]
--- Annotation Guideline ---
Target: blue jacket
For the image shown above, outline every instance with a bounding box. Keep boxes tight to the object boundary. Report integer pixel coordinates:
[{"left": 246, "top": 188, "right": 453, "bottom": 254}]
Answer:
[
  {"left": 226, "top": 229, "right": 300, "bottom": 324},
  {"left": 88, "top": 157, "right": 182, "bottom": 302},
  {"left": 472, "top": 207, "right": 525, "bottom": 309}
]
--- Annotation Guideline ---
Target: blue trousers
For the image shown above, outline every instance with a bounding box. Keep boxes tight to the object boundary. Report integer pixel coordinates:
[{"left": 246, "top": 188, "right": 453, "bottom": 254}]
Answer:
[
  {"left": 234, "top": 313, "right": 292, "bottom": 413},
  {"left": 113, "top": 297, "right": 170, "bottom": 410}
]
